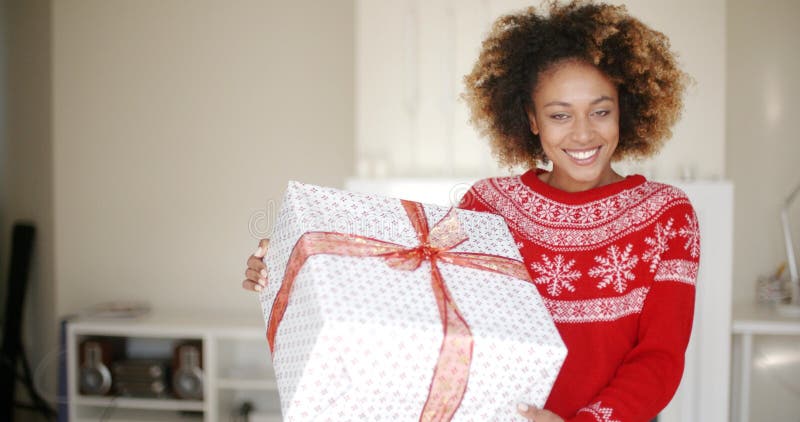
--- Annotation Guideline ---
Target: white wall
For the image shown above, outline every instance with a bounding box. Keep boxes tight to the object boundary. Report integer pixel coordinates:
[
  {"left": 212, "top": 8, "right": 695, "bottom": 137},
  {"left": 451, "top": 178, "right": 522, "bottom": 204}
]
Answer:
[
  {"left": 727, "top": 0, "right": 800, "bottom": 419},
  {"left": 356, "top": 0, "right": 726, "bottom": 181},
  {"left": 52, "top": 0, "right": 355, "bottom": 317},
  {"left": 727, "top": 0, "right": 800, "bottom": 307},
  {"left": 612, "top": 0, "right": 726, "bottom": 180}
]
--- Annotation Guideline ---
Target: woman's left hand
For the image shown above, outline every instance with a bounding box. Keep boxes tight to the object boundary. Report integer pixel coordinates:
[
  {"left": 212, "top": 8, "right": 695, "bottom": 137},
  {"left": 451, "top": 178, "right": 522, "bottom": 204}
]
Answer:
[{"left": 517, "top": 403, "right": 564, "bottom": 422}]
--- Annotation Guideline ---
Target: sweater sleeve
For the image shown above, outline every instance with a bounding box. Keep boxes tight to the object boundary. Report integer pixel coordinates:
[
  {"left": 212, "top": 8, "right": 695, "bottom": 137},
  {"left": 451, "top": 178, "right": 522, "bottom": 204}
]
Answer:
[
  {"left": 457, "top": 186, "right": 490, "bottom": 213},
  {"left": 568, "top": 202, "right": 700, "bottom": 422},
  {"left": 457, "top": 186, "right": 477, "bottom": 211}
]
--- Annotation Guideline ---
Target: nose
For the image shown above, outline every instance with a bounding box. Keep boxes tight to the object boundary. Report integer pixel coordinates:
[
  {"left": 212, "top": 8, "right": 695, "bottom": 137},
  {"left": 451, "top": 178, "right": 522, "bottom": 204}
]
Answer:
[{"left": 571, "top": 116, "right": 594, "bottom": 144}]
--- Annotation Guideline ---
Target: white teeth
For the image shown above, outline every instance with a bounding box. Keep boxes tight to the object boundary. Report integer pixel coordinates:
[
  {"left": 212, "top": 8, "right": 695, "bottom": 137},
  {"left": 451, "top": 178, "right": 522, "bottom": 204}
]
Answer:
[{"left": 565, "top": 147, "right": 599, "bottom": 160}]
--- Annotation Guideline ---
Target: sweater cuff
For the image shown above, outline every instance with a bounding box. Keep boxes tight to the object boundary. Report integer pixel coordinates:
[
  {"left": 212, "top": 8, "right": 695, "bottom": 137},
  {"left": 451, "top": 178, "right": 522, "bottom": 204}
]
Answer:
[
  {"left": 566, "top": 413, "right": 601, "bottom": 422},
  {"left": 567, "top": 401, "right": 621, "bottom": 422}
]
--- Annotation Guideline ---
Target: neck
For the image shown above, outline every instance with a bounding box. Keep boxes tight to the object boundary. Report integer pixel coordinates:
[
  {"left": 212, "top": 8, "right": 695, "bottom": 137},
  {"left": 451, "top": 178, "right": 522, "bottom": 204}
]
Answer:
[{"left": 540, "top": 167, "right": 623, "bottom": 193}]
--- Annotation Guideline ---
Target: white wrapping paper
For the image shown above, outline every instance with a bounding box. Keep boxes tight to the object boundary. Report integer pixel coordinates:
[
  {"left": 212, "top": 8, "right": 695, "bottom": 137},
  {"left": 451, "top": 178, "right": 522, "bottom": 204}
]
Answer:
[{"left": 259, "top": 181, "right": 566, "bottom": 421}]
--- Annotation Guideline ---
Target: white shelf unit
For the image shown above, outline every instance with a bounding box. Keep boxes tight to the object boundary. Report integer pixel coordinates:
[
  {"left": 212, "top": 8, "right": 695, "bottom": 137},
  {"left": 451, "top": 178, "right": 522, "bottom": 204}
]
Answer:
[
  {"left": 67, "top": 312, "right": 282, "bottom": 422},
  {"left": 730, "top": 302, "right": 800, "bottom": 422}
]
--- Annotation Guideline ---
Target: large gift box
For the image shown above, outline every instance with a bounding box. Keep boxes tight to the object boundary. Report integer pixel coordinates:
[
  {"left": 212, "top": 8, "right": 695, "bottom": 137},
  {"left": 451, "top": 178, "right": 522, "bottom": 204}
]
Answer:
[{"left": 259, "top": 181, "right": 566, "bottom": 421}]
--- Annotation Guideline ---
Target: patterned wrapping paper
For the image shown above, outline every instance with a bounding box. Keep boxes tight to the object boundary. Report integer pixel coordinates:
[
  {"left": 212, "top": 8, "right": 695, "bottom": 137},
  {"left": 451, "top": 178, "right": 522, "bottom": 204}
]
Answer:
[{"left": 258, "top": 181, "right": 566, "bottom": 421}]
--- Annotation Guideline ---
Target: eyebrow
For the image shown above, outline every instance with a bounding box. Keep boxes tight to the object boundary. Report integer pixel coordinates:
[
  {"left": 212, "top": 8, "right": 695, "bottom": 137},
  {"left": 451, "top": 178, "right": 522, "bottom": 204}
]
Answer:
[{"left": 543, "top": 95, "right": 615, "bottom": 108}]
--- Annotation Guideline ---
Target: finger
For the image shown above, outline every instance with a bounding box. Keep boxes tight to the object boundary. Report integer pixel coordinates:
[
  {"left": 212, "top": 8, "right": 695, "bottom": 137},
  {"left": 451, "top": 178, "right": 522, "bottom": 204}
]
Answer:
[
  {"left": 245, "top": 268, "right": 267, "bottom": 286},
  {"left": 247, "top": 254, "right": 267, "bottom": 272},
  {"left": 254, "top": 238, "right": 270, "bottom": 258},
  {"left": 242, "top": 279, "right": 263, "bottom": 292},
  {"left": 516, "top": 403, "right": 538, "bottom": 421}
]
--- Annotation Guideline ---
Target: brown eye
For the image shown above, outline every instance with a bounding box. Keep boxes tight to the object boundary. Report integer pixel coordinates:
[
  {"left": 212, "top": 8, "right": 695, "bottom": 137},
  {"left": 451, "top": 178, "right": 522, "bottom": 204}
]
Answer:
[
  {"left": 551, "top": 113, "right": 570, "bottom": 120},
  {"left": 593, "top": 110, "right": 610, "bottom": 117}
]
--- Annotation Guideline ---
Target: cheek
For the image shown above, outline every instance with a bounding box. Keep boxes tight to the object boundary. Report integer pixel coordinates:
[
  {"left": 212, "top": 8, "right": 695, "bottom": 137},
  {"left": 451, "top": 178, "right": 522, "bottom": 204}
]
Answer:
[
  {"left": 536, "top": 131, "right": 560, "bottom": 151},
  {"left": 537, "top": 123, "right": 564, "bottom": 144},
  {"left": 598, "top": 119, "right": 620, "bottom": 141}
]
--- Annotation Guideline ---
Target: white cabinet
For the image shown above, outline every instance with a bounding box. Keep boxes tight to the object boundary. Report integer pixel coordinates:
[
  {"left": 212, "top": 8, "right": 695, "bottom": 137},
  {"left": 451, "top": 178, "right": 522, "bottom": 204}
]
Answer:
[
  {"left": 658, "top": 181, "right": 733, "bottom": 422},
  {"left": 356, "top": 0, "right": 535, "bottom": 178},
  {"left": 67, "top": 313, "right": 281, "bottom": 422}
]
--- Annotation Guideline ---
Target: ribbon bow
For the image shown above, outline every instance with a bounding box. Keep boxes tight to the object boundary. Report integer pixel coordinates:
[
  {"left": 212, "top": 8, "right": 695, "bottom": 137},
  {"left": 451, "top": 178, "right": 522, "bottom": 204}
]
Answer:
[{"left": 267, "top": 200, "right": 531, "bottom": 421}]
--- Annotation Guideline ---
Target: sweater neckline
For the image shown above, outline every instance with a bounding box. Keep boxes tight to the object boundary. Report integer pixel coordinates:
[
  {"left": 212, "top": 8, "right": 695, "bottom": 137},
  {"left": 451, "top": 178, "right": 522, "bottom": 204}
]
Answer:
[{"left": 519, "top": 168, "right": 647, "bottom": 204}]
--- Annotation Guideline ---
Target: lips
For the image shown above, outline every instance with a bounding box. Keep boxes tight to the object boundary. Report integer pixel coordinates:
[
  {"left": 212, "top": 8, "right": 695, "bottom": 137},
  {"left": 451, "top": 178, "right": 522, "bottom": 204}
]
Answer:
[{"left": 563, "top": 146, "right": 601, "bottom": 163}]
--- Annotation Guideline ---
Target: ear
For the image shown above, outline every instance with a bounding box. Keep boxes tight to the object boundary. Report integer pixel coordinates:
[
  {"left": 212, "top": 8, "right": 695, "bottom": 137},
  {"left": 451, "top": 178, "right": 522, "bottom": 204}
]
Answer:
[{"left": 526, "top": 106, "right": 540, "bottom": 136}]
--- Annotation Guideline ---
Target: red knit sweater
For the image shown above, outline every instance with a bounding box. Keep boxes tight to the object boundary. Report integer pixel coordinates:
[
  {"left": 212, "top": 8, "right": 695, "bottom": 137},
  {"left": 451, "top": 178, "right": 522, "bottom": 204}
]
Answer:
[{"left": 458, "top": 169, "right": 699, "bottom": 422}]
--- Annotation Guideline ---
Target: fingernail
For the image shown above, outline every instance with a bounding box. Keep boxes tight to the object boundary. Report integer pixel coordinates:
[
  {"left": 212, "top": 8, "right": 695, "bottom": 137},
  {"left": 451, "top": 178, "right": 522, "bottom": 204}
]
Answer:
[
  {"left": 260, "top": 269, "right": 268, "bottom": 278},
  {"left": 255, "top": 246, "right": 264, "bottom": 256},
  {"left": 259, "top": 278, "right": 267, "bottom": 286},
  {"left": 517, "top": 403, "right": 528, "bottom": 412},
  {"left": 254, "top": 285, "right": 262, "bottom": 292}
]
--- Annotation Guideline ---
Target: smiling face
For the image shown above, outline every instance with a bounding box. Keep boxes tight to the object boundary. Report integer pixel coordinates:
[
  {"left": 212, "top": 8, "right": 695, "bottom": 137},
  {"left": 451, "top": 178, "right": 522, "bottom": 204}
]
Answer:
[{"left": 527, "top": 60, "right": 622, "bottom": 192}]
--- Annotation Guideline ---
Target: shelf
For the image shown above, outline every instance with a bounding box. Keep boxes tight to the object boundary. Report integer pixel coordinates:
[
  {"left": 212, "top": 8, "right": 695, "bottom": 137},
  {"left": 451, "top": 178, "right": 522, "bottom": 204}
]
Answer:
[
  {"left": 732, "top": 302, "right": 800, "bottom": 335},
  {"left": 68, "top": 312, "right": 264, "bottom": 338},
  {"left": 217, "top": 377, "right": 278, "bottom": 391},
  {"left": 75, "top": 407, "right": 204, "bottom": 422},
  {"left": 247, "top": 413, "right": 283, "bottom": 422},
  {"left": 74, "top": 396, "right": 205, "bottom": 412},
  {"left": 68, "top": 312, "right": 280, "bottom": 422}
]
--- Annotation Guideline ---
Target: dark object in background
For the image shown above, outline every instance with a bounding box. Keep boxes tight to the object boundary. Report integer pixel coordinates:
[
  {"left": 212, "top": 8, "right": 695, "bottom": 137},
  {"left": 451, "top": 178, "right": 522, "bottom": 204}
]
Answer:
[
  {"left": 57, "top": 318, "right": 69, "bottom": 422},
  {"left": 0, "top": 223, "right": 56, "bottom": 421}
]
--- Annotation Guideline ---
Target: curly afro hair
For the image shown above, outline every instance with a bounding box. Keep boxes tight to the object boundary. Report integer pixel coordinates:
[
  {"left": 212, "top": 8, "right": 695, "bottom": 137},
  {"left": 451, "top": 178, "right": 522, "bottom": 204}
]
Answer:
[{"left": 463, "top": 0, "right": 689, "bottom": 168}]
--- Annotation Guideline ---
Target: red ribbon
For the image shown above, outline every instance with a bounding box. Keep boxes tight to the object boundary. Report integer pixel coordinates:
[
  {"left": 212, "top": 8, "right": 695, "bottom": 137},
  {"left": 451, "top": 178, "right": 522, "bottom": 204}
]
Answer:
[{"left": 266, "top": 200, "right": 532, "bottom": 421}]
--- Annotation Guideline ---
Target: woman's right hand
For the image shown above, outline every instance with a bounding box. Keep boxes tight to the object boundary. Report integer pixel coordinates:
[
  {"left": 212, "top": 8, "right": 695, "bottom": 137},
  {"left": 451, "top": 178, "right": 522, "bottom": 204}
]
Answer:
[{"left": 242, "top": 239, "right": 269, "bottom": 292}]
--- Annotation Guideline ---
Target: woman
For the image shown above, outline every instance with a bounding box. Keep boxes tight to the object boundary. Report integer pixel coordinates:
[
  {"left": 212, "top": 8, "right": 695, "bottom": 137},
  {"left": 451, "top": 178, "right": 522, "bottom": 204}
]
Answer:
[{"left": 243, "top": 2, "right": 699, "bottom": 421}]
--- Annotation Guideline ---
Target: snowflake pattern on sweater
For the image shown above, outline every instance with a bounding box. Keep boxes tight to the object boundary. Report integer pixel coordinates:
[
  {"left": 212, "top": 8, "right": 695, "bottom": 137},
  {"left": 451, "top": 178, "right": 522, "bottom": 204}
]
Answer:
[
  {"left": 459, "top": 170, "right": 700, "bottom": 422},
  {"left": 678, "top": 213, "right": 701, "bottom": 258},
  {"left": 530, "top": 254, "right": 582, "bottom": 296},
  {"left": 578, "top": 401, "right": 621, "bottom": 422},
  {"left": 642, "top": 218, "right": 677, "bottom": 273},
  {"left": 589, "top": 244, "right": 639, "bottom": 293}
]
